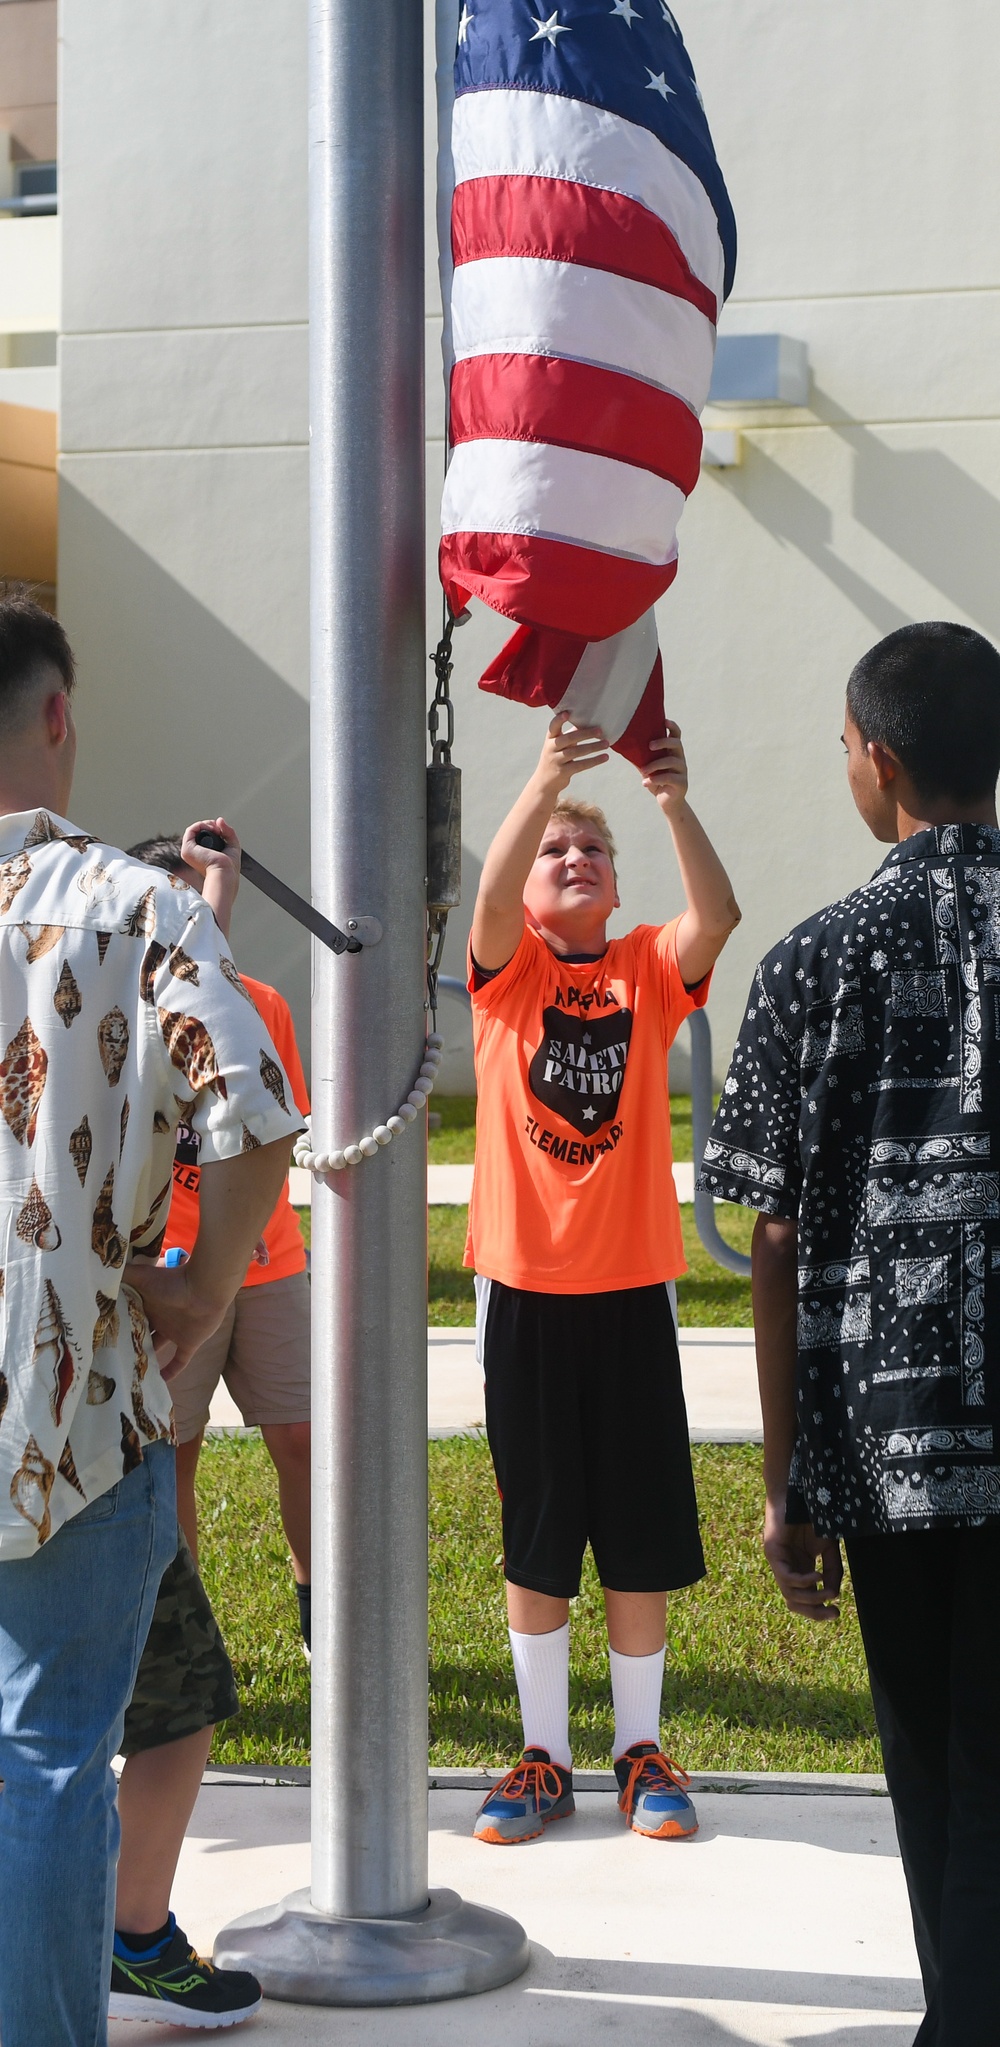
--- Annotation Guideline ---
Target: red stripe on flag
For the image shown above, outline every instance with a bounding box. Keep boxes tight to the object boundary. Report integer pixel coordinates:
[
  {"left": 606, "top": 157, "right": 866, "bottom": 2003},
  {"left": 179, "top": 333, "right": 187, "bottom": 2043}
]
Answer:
[
  {"left": 450, "top": 354, "right": 703, "bottom": 495},
  {"left": 452, "top": 176, "right": 719, "bottom": 324},
  {"left": 480, "top": 623, "right": 587, "bottom": 711},
  {"left": 479, "top": 626, "right": 668, "bottom": 768},
  {"left": 440, "top": 531, "right": 677, "bottom": 641}
]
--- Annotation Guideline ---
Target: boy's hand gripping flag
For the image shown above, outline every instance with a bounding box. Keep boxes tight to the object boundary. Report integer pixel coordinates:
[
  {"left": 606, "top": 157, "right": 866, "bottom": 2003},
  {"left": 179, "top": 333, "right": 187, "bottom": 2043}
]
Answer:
[{"left": 439, "top": 1, "right": 736, "bottom": 765}]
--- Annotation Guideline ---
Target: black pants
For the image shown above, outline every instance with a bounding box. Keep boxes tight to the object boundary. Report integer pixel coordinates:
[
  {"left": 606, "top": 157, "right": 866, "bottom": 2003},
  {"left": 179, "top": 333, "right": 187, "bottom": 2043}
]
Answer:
[{"left": 845, "top": 1526, "right": 1000, "bottom": 2047}]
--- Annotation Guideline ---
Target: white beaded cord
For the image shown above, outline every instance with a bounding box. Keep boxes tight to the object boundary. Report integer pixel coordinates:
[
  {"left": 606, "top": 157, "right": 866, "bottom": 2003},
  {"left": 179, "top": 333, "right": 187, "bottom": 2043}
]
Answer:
[{"left": 293, "top": 1033, "right": 444, "bottom": 1174}]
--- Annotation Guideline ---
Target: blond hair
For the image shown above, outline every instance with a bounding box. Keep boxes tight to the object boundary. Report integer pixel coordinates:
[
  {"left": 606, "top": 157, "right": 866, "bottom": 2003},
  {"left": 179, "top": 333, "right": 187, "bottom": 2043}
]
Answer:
[{"left": 548, "top": 798, "right": 618, "bottom": 872}]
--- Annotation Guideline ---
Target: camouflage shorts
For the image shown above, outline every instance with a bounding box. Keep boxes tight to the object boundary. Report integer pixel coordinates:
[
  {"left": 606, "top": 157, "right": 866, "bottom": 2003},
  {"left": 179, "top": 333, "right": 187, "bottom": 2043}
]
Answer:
[{"left": 120, "top": 1527, "right": 239, "bottom": 1755}]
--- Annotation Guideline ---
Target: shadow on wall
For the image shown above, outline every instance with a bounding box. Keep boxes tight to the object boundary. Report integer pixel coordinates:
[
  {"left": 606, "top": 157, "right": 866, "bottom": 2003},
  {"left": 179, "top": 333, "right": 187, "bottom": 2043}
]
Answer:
[
  {"left": 58, "top": 480, "right": 312, "bottom": 1063},
  {"left": 739, "top": 394, "right": 1000, "bottom": 645}
]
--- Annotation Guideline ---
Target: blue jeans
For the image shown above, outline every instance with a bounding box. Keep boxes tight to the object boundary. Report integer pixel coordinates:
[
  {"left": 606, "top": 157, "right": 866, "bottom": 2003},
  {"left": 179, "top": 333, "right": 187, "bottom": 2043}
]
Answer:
[{"left": 0, "top": 1440, "right": 177, "bottom": 2047}]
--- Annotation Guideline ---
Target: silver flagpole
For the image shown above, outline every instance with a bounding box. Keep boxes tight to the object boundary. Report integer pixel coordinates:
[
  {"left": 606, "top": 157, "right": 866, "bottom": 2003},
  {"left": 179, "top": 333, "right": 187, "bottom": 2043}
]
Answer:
[{"left": 214, "top": 0, "right": 527, "bottom": 2002}]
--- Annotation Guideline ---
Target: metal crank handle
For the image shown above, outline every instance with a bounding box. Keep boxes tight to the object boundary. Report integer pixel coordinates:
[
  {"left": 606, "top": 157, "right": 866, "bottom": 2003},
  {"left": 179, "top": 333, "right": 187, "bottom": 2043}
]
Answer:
[{"left": 193, "top": 831, "right": 363, "bottom": 955}]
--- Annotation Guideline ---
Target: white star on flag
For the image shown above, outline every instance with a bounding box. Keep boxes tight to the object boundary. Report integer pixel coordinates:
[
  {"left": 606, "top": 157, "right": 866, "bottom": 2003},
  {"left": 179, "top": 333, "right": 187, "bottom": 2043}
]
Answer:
[
  {"left": 660, "top": 2, "right": 680, "bottom": 28},
  {"left": 458, "top": 4, "right": 473, "bottom": 43},
  {"left": 645, "top": 68, "right": 676, "bottom": 98},
  {"left": 529, "top": 10, "right": 571, "bottom": 44},
  {"left": 609, "top": 0, "right": 642, "bottom": 22}
]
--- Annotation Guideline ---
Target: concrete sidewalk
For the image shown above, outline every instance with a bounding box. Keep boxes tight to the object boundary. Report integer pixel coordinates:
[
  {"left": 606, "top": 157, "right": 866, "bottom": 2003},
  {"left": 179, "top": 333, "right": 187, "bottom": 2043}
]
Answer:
[
  {"left": 209, "top": 1325, "right": 761, "bottom": 1441},
  {"left": 109, "top": 1776, "right": 922, "bottom": 2045}
]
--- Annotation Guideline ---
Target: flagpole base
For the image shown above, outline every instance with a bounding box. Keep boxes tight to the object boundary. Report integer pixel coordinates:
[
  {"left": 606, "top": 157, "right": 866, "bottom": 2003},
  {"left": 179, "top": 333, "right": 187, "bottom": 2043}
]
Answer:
[{"left": 214, "top": 1886, "right": 530, "bottom": 2006}]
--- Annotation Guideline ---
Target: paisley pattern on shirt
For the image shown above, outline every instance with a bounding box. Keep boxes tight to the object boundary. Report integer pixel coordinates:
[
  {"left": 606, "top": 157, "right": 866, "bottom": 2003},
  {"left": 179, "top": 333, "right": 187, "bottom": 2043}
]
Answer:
[{"left": 702, "top": 825, "right": 1000, "bottom": 1537}]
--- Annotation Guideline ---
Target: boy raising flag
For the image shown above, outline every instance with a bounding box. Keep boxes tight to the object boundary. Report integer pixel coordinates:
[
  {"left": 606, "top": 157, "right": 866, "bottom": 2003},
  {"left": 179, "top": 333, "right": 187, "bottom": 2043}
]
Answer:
[{"left": 468, "top": 715, "right": 739, "bottom": 1844}]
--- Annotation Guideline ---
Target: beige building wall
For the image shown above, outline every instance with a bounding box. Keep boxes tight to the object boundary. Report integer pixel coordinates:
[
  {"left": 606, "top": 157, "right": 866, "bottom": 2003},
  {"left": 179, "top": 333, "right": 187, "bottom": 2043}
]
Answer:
[
  {"left": 0, "top": 0, "right": 56, "bottom": 163},
  {"left": 58, "top": 0, "right": 1000, "bottom": 1087}
]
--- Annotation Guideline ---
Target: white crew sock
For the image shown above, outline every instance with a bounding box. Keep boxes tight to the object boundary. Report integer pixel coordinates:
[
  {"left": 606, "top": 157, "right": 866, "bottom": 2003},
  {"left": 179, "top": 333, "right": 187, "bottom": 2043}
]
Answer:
[
  {"left": 610, "top": 1644, "right": 666, "bottom": 1760},
  {"left": 509, "top": 1624, "right": 572, "bottom": 1770}
]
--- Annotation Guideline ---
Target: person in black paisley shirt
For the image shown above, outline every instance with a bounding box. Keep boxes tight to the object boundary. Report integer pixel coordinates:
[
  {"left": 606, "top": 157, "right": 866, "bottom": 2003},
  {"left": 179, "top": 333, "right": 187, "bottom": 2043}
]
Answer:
[{"left": 701, "top": 623, "right": 1000, "bottom": 2047}]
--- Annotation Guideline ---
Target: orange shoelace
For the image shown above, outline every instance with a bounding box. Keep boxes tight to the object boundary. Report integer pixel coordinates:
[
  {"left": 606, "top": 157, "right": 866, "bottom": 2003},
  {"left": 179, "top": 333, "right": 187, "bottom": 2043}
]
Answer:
[
  {"left": 494, "top": 1757, "right": 565, "bottom": 1807},
  {"left": 618, "top": 1750, "right": 691, "bottom": 1811}
]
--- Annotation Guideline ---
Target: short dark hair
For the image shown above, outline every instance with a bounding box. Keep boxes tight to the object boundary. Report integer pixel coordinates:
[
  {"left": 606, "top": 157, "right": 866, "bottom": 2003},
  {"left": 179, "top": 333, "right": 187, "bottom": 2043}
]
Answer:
[
  {"left": 127, "top": 833, "right": 185, "bottom": 875},
  {"left": 0, "top": 585, "right": 75, "bottom": 738},
  {"left": 847, "top": 623, "right": 1000, "bottom": 805}
]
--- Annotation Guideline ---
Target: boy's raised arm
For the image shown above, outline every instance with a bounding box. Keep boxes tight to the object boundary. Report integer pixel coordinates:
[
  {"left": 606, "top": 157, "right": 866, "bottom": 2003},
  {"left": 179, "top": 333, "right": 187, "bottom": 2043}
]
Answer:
[
  {"left": 642, "top": 724, "right": 741, "bottom": 985},
  {"left": 471, "top": 716, "right": 609, "bottom": 972}
]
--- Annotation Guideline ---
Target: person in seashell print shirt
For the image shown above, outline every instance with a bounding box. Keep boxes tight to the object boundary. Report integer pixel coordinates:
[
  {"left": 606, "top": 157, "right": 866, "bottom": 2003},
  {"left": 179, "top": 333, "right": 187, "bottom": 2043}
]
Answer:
[{"left": 0, "top": 589, "right": 300, "bottom": 2047}]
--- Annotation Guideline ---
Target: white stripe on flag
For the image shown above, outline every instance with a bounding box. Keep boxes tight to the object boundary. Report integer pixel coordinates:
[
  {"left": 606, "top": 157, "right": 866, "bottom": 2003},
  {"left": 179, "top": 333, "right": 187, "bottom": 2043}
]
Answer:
[
  {"left": 441, "top": 439, "right": 686, "bottom": 566},
  {"left": 452, "top": 88, "right": 725, "bottom": 311},
  {"left": 451, "top": 257, "right": 715, "bottom": 412},
  {"left": 556, "top": 608, "right": 661, "bottom": 745}
]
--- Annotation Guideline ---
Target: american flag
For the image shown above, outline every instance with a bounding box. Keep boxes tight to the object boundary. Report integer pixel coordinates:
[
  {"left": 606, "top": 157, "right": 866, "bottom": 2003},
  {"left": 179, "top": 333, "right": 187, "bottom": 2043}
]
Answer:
[{"left": 439, "top": 0, "right": 736, "bottom": 764}]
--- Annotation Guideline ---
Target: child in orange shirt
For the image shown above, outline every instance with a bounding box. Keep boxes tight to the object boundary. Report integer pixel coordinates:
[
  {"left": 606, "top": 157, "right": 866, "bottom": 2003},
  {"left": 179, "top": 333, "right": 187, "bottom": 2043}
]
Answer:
[
  {"left": 128, "top": 823, "right": 312, "bottom": 1654},
  {"left": 468, "top": 715, "right": 740, "bottom": 1846}
]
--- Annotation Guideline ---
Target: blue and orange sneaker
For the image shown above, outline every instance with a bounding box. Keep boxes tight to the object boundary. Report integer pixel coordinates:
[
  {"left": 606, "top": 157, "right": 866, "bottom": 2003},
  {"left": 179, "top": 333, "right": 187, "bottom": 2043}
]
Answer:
[
  {"left": 614, "top": 1742, "right": 698, "bottom": 1839},
  {"left": 473, "top": 1747, "right": 575, "bottom": 1844}
]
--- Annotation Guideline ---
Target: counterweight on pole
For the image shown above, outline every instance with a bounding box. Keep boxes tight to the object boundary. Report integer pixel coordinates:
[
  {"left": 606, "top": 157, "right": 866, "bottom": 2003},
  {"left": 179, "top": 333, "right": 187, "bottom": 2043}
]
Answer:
[{"left": 213, "top": 0, "right": 527, "bottom": 2002}]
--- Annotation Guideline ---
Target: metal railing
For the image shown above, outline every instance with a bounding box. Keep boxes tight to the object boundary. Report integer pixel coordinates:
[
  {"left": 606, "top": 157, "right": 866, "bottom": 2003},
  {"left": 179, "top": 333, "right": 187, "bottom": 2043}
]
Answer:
[{"left": 436, "top": 977, "right": 751, "bottom": 1278}]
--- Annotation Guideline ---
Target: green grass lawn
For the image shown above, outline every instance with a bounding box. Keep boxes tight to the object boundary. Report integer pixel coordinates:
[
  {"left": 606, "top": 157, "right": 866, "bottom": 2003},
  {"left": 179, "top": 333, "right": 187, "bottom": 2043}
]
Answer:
[{"left": 197, "top": 1434, "right": 879, "bottom": 1774}]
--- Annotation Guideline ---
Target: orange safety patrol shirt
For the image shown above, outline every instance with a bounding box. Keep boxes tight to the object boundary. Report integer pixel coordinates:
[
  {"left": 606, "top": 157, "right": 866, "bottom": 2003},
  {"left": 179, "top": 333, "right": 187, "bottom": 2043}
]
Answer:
[
  {"left": 465, "top": 919, "right": 708, "bottom": 1294},
  {"left": 165, "top": 975, "right": 310, "bottom": 1287}
]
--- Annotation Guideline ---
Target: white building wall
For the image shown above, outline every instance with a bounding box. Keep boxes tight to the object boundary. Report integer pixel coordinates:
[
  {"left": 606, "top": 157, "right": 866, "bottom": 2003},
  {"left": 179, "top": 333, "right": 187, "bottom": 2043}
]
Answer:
[{"left": 59, "top": 0, "right": 1000, "bottom": 1087}]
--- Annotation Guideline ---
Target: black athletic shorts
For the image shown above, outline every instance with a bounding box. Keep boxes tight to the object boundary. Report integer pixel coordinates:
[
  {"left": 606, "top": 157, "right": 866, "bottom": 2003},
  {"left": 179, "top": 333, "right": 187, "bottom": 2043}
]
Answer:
[{"left": 481, "top": 1279, "right": 705, "bottom": 1599}]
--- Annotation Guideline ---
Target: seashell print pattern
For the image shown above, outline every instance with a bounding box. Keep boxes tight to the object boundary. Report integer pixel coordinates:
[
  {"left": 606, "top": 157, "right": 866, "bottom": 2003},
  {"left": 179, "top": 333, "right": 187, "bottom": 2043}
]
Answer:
[
  {"left": 93, "top": 1290, "right": 120, "bottom": 1350},
  {"left": 158, "top": 1010, "right": 228, "bottom": 1098},
  {"left": 95, "top": 930, "right": 112, "bottom": 965},
  {"left": 119, "top": 1096, "right": 130, "bottom": 1156},
  {"left": 120, "top": 1411, "right": 144, "bottom": 1475},
  {"left": 126, "top": 1289, "right": 148, "bottom": 1366},
  {"left": 259, "top": 1049, "right": 288, "bottom": 1112},
  {"left": 86, "top": 1367, "right": 115, "bottom": 1405},
  {"left": 22, "top": 811, "right": 61, "bottom": 848},
  {"left": 0, "top": 1370, "right": 7, "bottom": 1426},
  {"left": 0, "top": 852, "right": 31, "bottom": 914},
  {"left": 241, "top": 1123, "right": 261, "bottom": 1151},
  {"left": 220, "top": 956, "right": 254, "bottom": 1003},
  {"left": 77, "top": 860, "right": 118, "bottom": 906},
  {"left": 130, "top": 1373, "right": 159, "bottom": 1442},
  {"left": 57, "top": 1439, "right": 86, "bottom": 1497},
  {"left": 68, "top": 1114, "right": 92, "bottom": 1186},
  {"left": 121, "top": 887, "right": 157, "bottom": 938},
  {"left": 139, "top": 941, "right": 167, "bottom": 1003},
  {"left": 16, "top": 1180, "right": 61, "bottom": 1252},
  {"left": 53, "top": 959, "right": 83, "bottom": 1028},
  {"left": 153, "top": 1109, "right": 171, "bottom": 1134},
  {"left": 22, "top": 812, "right": 93, "bottom": 854},
  {"left": 20, "top": 923, "right": 65, "bottom": 962},
  {"left": 11, "top": 1434, "right": 55, "bottom": 1545},
  {"left": 128, "top": 1178, "right": 171, "bottom": 1246},
  {"left": 97, "top": 1007, "right": 129, "bottom": 1086},
  {"left": 35, "top": 1279, "right": 79, "bottom": 1425},
  {"left": 167, "top": 945, "right": 199, "bottom": 985},
  {"left": 92, "top": 1165, "right": 127, "bottom": 1268},
  {"left": 0, "top": 1017, "right": 47, "bottom": 1145}
]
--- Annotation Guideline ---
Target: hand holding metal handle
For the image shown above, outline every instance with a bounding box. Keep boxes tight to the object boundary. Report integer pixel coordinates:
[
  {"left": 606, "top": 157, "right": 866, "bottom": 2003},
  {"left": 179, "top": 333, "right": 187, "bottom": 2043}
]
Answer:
[{"left": 193, "top": 831, "right": 363, "bottom": 954}]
